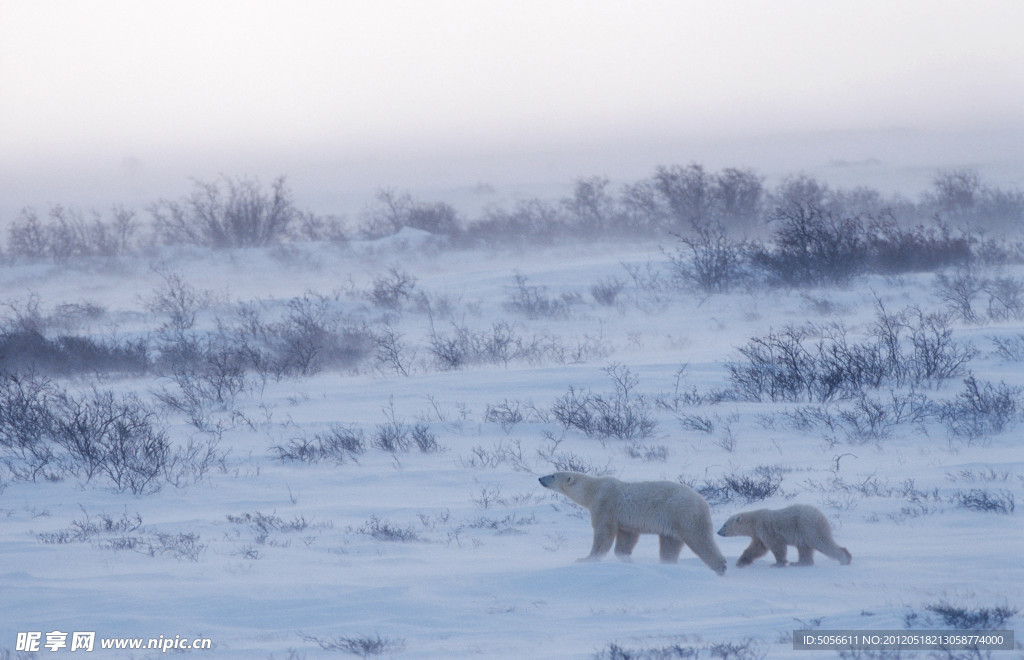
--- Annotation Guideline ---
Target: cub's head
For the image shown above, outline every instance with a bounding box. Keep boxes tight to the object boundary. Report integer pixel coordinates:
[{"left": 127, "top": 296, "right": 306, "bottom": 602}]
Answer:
[
  {"left": 538, "top": 472, "right": 586, "bottom": 498},
  {"left": 717, "top": 512, "right": 755, "bottom": 537}
]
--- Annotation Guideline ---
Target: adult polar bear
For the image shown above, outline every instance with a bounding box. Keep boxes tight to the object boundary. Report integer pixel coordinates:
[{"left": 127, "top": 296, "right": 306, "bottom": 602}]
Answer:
[{"left": 539, "top": 472, "right": 727, "bottom": 575}]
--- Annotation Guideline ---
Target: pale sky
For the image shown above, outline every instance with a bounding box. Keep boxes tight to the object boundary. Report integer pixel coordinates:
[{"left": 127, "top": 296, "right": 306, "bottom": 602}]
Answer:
[{"left": 2, "top": 0, "right": 1023, "bottom": 212}]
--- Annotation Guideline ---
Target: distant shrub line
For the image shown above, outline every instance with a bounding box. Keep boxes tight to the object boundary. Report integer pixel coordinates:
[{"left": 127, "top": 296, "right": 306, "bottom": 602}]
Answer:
[{"left": 4, "top": 167, "right": 1023, "bottom": 272}]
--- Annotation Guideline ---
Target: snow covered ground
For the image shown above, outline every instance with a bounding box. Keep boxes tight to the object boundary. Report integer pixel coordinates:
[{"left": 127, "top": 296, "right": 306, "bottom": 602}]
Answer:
[{"left": 2, "top": 234, "right": 1022, "bottom": 658}]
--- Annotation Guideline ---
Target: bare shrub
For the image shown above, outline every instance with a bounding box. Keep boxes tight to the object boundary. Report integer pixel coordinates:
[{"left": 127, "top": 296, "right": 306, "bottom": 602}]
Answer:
[
  {"left": 665, "top": 222, "right": 748, "bottom": 294},
  {"left": 151, "top": 176, "right": 299, "bottom": 248},
  {"left": 653, "top": 163, "right": 719, "bottom": 229},
  {"left": 0, "top": 296, "right": 148, "bottom": 377},
  {"left": 144, "top": 269, "right": 217, "bottom": 332},
  {"left": 427, "top": 319, "right": 540, "bottom": 370},
  {"left": 362, "top": 188, "right": 459, "bottom": 237},
  {"left": 6, "top": 205, "right": 138, "bottom": 262},
  {"left": 460, "top": 439, "right": 530, "bottom": 471},
  {"left": 677, "top": 413, "right": 714, "bottom": 434},
  {"left": 273, "top": 294, "right": 372, "bottom": 376},
  {"left": 950, "top": 489, "right": 1015, "bottom": 514},
  {"left": 49, "top": 389, "right": 209, "bottom": 495},
  {"left": 37, "top": 509, "right": 143, "bottom": 544},
  {"left": 39, "top": 510, "right": 204, "bottom": 561},
  {"left": 372, "top": 419, "right": 412, "bottom": 453},
  {"left": 903, "top": 308, "right": 977, "bottom": 383},
  {"left": 690, "top": 466, "right": 783, "bottom": 507},
  {"left": 727, "top": 325, "right": 823, "bottom": 402},
  {"left": 0, "top": 373, "right": 220, "bottom": 492},
  {"left": 272, "top": 425, "right": 366, "bottom": 464},
  {"left": 940, "top": 375, "right": 1022, "bottom": 441},
  {"left": 836, "top": 394, "right": 897, "bottom": 442},
  {"left": 371, "top": 323, "right": 413, "bottom": 377},
  {"left": 225, "top": 294, "right": 373, "bottom": 378},
  {"left": 410, "top": 423, "right": 441, "bottom": 453},
  {"left": 485, "top": 398, "right": 549, "bottom": 432},
  {"left": 153, "top": 335, "right": 251, "bottom": 431},
  {"left": 542, "top": 450, "right": 613, "bottom": 475},
  {"left": 0, "top": 373, "right": 60, "bottom": 480},
  {"left": 366, "top": 267, "right": 417, "bottom": 310},
  {"left": 936, "top": 267, "right": 1024, "bottom": 324},
  {"left": 562, "top": 176, "right": 617, "bottom": 234},
  {"left": 729, "top": 305, "right": 975, "bottom": 403},
  {"left": 464, "top": 197, "right": 565, "bottom": 246},
  {"left": 915, "top": 601, "right": 1018, "bottom": 630},
  {"left": 597, "top": 637, "right": 765, "bottom": 660},
  {"left": 982, "top": 275, "right": 1024, "bottom": 321},
  {"left": 0, "top": 328, "right": 149, "bottom": 378},
  {"left": 934, "top": 267, "right": 984, "bottom": 323},
  {"left": 356, "top": 516, "right": 420, "bottom": 542},
  {"left": 227, "top": 510, "right": 314, "bottom": 545},
  {"left": 551, "top": 364, "right": 656, "bottom": 440},
  {"left": 624, "top": 441, "right": 669, "bottom": 462},
  {"left": 370, "top": 400, "right": 440, "bottom": 454},
  {"left": 750, "top": 201, "right": 867, "bottom": 286},
  {"left": 865, "top": 217, "right": 972, "bottom": 274},
  {"left": 990, "top": 333, "right": 1024, "bottom": 361},
  {"left": 590, "top": 277, "right": 625, "bottom": 306},
  {"left": 300, "top": 632, "right": 406, "bottom": 657},
  {"left": 504, "top": 273, "right": 578, "bottom": 319}
]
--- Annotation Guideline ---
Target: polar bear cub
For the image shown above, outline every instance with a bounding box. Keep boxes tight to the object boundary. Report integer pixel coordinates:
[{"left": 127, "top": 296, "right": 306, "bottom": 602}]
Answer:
[
  {"left": 538, "top": 471, "right": 727, "bottom": 575},
  {"left": 717, "top": 504, "right": 851, "bottom": 567}
]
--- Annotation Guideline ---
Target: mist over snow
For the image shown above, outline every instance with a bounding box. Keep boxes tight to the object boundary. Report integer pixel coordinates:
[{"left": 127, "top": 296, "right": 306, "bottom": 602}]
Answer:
[
  {"left": 3, "top": 1, "right": 1024, "bottom": 657},
  {"left": 2, "top": 168, "right": 1023, "bottom": 657}
]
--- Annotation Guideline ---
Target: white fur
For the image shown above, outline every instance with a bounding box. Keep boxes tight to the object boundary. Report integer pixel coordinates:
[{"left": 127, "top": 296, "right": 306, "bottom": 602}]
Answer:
[
  {"left": 539, "top": 472, "right": 727, "bottom": 575},
  {"left": 717, "top": 504, "right": 852, "bottom": 567}
]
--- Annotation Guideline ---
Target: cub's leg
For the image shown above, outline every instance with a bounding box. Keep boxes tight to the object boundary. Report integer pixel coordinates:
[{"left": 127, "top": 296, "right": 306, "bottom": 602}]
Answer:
[
  {"left": 736, "top": 538, "right": 768, "bottom": 567},
  {"left": 795, "top": 544, "right": 815, "bottom": 566},
  {"left": 614, "top": 529, "right": 640, "bottom": 561}
]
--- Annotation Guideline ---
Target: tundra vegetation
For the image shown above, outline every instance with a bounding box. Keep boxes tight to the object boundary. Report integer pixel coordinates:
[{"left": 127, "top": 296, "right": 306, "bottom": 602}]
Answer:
[{"left": 1, "top": 165, "right": 1021, "bottom": 657}]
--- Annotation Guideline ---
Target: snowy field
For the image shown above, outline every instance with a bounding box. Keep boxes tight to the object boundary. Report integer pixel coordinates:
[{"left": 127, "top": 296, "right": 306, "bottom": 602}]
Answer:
[{"left": 2, "top": 231, "right": 1023, "bottom": 659}]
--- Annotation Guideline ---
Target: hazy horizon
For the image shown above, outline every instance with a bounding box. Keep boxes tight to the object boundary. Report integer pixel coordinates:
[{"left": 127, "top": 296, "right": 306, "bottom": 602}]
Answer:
[{"left": 3, "top": 1, "right": 1023, "bottom": 218}]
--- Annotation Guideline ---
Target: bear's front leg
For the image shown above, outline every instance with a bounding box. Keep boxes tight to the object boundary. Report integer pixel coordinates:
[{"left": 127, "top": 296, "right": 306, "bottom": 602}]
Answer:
[
  {"left": 736, "top": 538, "right": 768, "bottom": 567},
  {"left": 577, "top": 522, "right": 615, "bottom": 562},
  {"left": 767, "top": 537, "right": 789, "bottom": 567}
]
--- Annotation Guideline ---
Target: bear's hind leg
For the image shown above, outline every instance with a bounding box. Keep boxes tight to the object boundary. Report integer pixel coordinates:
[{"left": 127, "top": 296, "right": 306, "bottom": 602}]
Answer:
[
  {"left": 658, "top": 535, "right": 684, "bottom": 563},
  {"left": 816, "top": 540, "right": 852, "bottom": 565},
  {"left": 615, "top": 529, "right": 640, "bottom": 561},
  {"left": 795, "top": 544, "right": 814, "bottom": 566},
  {"left": 736, "top": 538, "right": 768, "bottom": 567}
]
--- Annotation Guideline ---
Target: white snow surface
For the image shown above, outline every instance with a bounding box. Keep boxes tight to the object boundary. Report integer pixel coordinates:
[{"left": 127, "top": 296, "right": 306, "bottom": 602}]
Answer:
[{"left": 2, "top": 236, "right": 1022, "bottom": 658}]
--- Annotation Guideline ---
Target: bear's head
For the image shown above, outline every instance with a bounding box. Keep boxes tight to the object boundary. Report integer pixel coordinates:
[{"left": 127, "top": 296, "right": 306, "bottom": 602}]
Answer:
[
  {"left": 538, "top": 472, "right": 588, "bottom": 502},
  {"left": 717, "top": 512, "right": 754, "bottom": 537}
]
